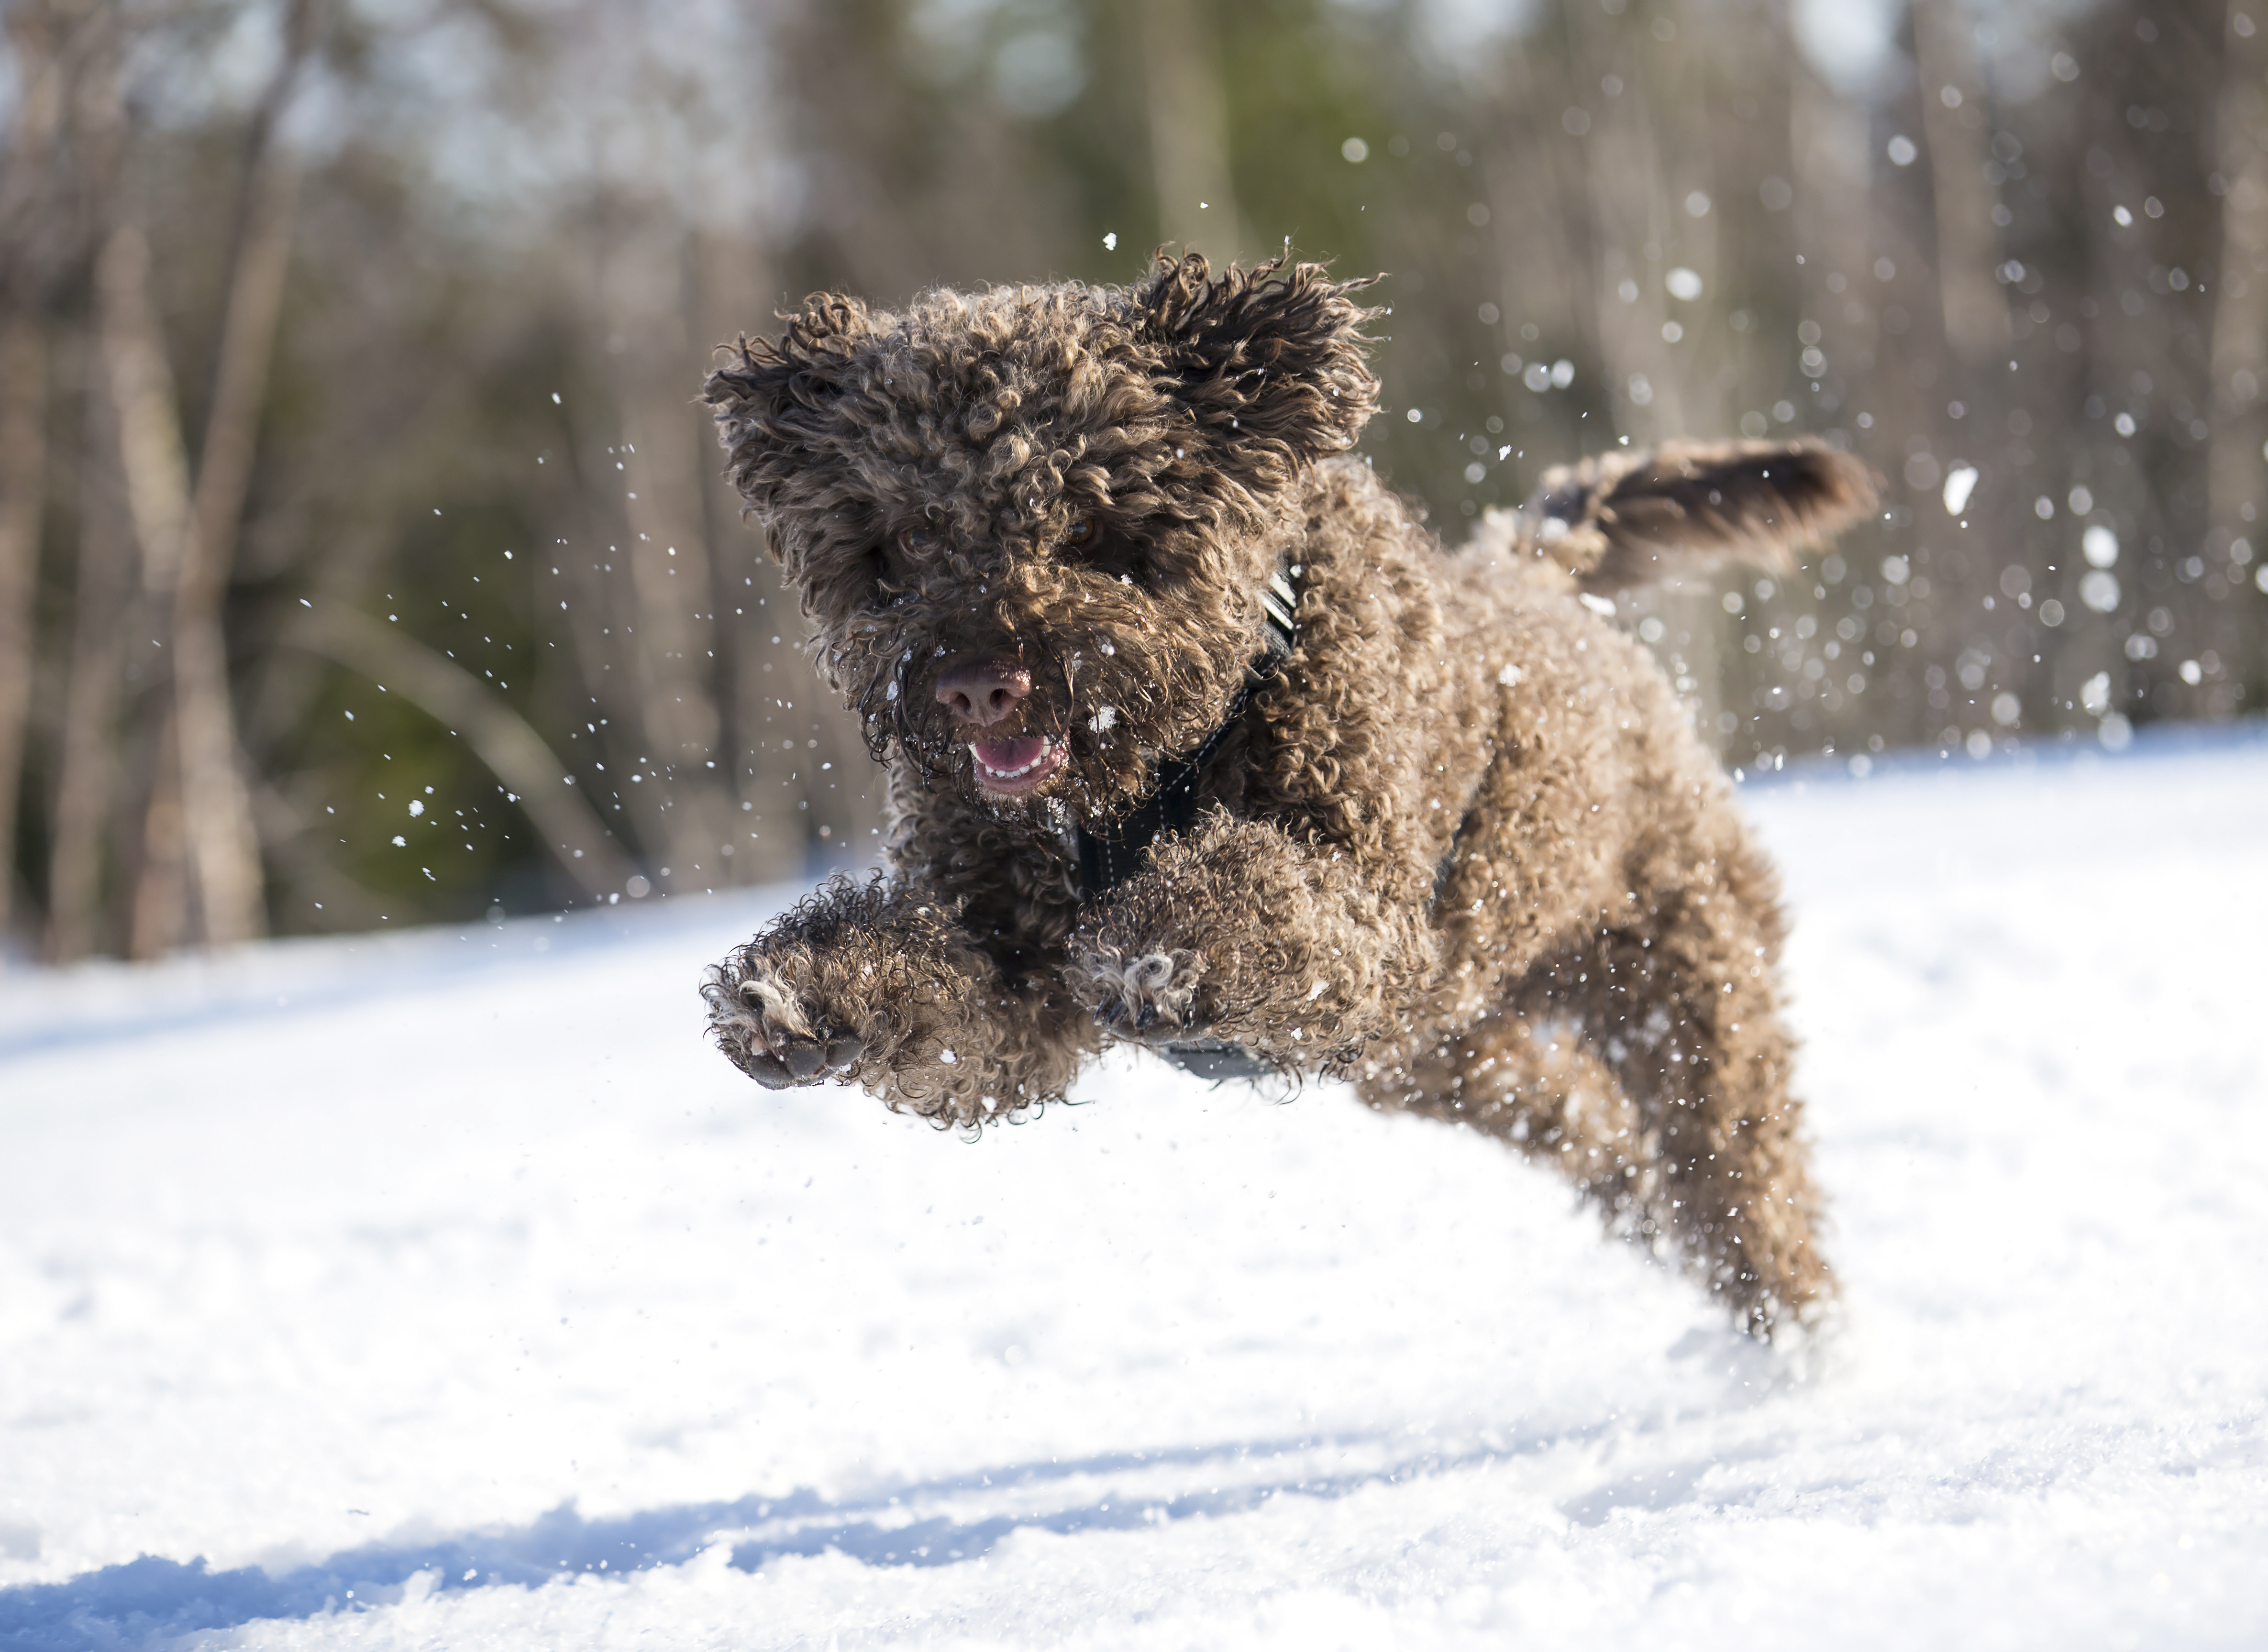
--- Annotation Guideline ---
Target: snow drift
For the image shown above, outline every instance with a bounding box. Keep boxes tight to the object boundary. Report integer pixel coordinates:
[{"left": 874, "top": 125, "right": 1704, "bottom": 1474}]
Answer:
[{"left": 1, "top": 730, "right": 2263, "bottom": 1651}]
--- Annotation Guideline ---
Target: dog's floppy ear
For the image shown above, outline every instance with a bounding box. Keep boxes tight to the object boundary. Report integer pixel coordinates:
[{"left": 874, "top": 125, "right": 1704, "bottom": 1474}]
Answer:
[
  {"left": 704, "top": 293, "right": 878, "bottom": 555},
  {"left": 1514, "top": 438, "right": 1878, "bottom": 591},
  {"left": 1136, "top": 252, "right": 1382, "bottom": 481}
]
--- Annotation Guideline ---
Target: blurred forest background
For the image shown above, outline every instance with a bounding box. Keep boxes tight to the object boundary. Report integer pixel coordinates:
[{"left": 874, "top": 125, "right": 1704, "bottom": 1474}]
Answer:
[{"left": 1, "top": 0, "right": 2262, "bottom": 961}]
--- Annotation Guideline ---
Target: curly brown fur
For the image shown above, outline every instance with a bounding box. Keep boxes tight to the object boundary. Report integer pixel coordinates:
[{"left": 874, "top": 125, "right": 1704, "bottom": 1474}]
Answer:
[
  {"left": 702, "top": 871, "right": 1093, "bottom": 1115},
  {"left": 704, "top": 255, "right": 1378, "bottom": 814},
  {"left": 699, "top": 252, "right": 1873, "bottom": 1339}
]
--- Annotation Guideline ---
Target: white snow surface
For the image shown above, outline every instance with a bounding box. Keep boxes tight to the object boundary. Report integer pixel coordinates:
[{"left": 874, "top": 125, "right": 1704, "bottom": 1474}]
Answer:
[{"left": 2, "top": 732, "right": 2264, "bottom": 1651}]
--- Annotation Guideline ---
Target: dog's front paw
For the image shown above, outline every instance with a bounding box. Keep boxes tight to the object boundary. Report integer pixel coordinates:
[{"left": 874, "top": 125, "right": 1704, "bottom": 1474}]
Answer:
[
  {"left": 735, "top": 1027, "right": 866, "bottom": 1090},
  {"left": 702, "top": 955, "right": 864, "bottom": 1089},
  {"left": 1083, "top": 947, "right": 1208, "bottom": 1042}
]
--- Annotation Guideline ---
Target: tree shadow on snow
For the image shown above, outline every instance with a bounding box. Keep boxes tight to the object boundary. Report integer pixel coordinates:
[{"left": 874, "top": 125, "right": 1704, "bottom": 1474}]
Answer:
[{"left": 0, "top": 1420, "right": 1621, "bottom": 1649}]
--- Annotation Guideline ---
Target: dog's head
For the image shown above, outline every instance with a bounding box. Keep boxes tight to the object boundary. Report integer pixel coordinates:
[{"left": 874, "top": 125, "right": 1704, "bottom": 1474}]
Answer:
[{"left": 705, "top": 253, "right": 1380, "bottom": 824}]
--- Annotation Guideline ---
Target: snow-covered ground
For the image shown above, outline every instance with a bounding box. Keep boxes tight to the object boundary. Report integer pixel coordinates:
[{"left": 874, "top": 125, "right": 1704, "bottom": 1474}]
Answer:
[{"left": 2, "top": 729, "right": 2264, "bottom": 1652}]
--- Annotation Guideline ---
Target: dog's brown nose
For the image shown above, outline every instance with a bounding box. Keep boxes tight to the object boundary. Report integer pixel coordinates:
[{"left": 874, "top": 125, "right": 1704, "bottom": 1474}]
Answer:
[{"left": 935, "top": 660, "right": 1030, "bottom": 727}]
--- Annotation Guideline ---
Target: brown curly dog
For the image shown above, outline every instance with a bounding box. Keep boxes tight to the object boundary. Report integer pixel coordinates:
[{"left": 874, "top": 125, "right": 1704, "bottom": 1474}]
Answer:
[{"left": 699, "top": 254, "right": 1874, "bottom": 1338}]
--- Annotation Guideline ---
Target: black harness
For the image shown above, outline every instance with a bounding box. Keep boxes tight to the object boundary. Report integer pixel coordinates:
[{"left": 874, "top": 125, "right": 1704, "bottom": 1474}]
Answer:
[
  {"left": 1073, "top": 565, "right": 1299, "bottom": 1082},
  {"left": 1073, "top": 565, "right": 1299, "bottom": 899}
]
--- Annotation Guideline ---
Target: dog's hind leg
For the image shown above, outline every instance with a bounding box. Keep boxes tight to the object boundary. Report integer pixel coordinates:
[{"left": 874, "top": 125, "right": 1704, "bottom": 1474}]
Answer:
[
  {"left": 1380, "top": 864, "right": 1830, "bottom": 1336},
  {"left": 1563, "top": 868, "right": 1833, "bottom": 1338},
  {"left": 1380, "top": 1009, "right": 1655, "bottom": 1230}
]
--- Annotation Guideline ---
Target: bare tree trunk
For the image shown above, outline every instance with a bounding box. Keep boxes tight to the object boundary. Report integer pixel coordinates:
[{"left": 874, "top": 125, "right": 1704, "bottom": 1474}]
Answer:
[
  {"left": 1141, "top": 0, "right": 1251, "bottom": 260},
  {"left": 693, "top": 228, "right": 808, "bottom": 885},
  {"left": 1585, "top": 85, "right": 1688, "bottom": 440},
  {"left": 1525, "top": 6, "right": 1684, "bottom": 444},
  {"left": 609, "top": 228, "right": 733, "bottom": 892},
  {"left": 0, "top": 316, "right": 45, "bottom": 949},
  {"left": 127, "top": 711, "right": 187, "bottom": 958},
  {"left": 98, "top": 221, "right": 194, "bottom": 956},
  {"left": 95, "top": 226, "right": 190, "bottom": 582},
  {"left": 46, "top": 324, "right": 135, "bottom": 961},
  {"left": 554, "top": 394, "right": 667, "bottom": 864},
  {"left": 1478, "top": 44, "right": 1577, "bottom": 345},
  {"left": 1912, "top": 0, "right": 2008, "bottom": 367},
  {"left": 0, "top": 0, "right": 73, "bottom": 947},
  {"left": 2208, "top": 2, "right": 2268, "bottom": 547},
  {"left": 162, "top": 0, "right": 323, "bottom": 947},
  {"left": 29, "top": 0, "right": 129, "bottom": 959},
  {"left": 2201, "top": 1, "right": 2268, "bottom": 717}
]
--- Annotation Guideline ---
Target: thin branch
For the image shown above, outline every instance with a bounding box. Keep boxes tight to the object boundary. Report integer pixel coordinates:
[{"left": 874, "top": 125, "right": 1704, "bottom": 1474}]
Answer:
[{"left": 284, "top": 606, "right": 639, "bottom": 902}]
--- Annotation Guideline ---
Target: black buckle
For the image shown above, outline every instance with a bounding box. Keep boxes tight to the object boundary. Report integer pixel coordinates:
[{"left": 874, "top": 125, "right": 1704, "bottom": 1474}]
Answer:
[{"left": 1158, "top": 1039, "right": 1273, "bottom": 1080}]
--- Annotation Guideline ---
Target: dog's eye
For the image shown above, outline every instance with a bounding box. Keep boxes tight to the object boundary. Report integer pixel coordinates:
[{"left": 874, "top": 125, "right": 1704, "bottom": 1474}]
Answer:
[
  {"left": 896, "top": 526, "right": 936, "bottom": 556},
  {"left": 1063, "top": 519, "right": 1093, "bottom": 546}
]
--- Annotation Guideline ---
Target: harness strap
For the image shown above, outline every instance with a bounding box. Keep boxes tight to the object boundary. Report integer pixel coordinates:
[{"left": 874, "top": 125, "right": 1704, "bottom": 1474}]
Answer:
[{"left": 1075, "top": 564, "right": 1297, "bottom": 901}]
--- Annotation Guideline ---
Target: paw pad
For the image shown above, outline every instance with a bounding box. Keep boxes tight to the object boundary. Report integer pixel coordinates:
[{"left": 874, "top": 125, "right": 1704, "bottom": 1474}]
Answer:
[{"left": 702, "top": 958, "right": 859, "bottom": 1089}]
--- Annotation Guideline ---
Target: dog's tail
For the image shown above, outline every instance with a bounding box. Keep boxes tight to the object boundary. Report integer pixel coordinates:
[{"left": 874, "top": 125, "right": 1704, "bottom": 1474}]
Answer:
[{"left": 1480, "top": 438, "right": 1878, "bottom": 594}]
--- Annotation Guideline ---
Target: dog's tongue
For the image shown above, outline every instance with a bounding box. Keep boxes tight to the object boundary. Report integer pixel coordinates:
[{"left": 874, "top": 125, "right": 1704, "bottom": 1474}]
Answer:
[{"left": 973, "top": 735, "right": 1048, "bottom": 773}]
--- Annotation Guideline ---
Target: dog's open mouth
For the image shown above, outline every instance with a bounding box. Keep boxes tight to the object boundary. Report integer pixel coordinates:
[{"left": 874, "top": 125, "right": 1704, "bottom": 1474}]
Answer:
[{"left": 970, "top": 734, "right": 1065, "bottom": 796}]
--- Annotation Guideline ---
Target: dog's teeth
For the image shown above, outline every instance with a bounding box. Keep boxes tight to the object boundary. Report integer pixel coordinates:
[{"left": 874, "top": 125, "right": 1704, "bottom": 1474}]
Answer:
[{"left": 972, "top": 741, "right": 1055, "bottom": 782}]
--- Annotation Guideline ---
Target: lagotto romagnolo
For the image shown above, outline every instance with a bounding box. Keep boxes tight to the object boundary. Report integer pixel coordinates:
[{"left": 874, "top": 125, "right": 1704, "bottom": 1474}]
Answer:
[{"left": 699, "top": 253, "right": 1875, "bottom": 1338}]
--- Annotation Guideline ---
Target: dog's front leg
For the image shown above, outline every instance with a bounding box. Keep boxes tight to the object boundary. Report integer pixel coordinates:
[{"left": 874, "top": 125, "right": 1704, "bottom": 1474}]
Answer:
[
  {"left": 1068, "top": 813, "right": 1432, "bottom": 1066},
  {"left": 703, "top": 873, "right": 1089, "bottom": 1125}
]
